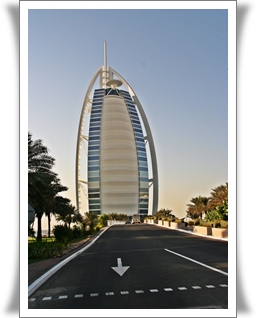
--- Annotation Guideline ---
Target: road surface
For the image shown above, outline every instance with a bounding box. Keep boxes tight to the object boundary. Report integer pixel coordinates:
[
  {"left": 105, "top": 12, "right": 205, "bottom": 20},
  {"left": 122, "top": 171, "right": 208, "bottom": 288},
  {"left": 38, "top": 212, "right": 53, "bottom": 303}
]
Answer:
[{"left": 28, "top": 224, "right": 228, "bottom": 309}]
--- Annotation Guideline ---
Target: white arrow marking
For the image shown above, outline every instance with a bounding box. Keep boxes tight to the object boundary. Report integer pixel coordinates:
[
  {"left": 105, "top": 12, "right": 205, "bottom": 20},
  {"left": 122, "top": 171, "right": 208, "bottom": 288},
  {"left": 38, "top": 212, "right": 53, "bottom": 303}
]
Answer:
[{"left": 111, "top": 258, "right": 130, "bottom": 276}]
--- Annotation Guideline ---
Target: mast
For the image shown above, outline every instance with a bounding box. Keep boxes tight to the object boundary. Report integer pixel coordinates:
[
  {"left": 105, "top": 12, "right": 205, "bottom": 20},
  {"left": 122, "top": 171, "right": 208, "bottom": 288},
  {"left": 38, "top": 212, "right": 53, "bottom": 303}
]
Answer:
[{"left": 101, "top": 41, "right": 108, "bottom": 88}]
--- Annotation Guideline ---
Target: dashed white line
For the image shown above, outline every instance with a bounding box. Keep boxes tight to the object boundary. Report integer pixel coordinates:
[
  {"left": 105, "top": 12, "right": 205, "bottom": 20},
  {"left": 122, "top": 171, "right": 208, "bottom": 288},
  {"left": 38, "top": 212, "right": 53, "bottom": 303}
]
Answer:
[
  {"left": 58, "top": 295, "right": 68, "bottom": 299},
  {"left": 29, "top": 283, "right": 228, "bottom": 302}
]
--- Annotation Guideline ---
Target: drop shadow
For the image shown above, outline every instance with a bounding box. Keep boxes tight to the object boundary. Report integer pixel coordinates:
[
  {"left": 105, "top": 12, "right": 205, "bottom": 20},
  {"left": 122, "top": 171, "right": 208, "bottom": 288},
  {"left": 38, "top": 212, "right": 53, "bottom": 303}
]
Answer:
[
  {"left": 236, "top": 2, "right": 250, "bottom": 315},
  {"left": 5, "top": 2, "right": 20, "bottom": 315}
]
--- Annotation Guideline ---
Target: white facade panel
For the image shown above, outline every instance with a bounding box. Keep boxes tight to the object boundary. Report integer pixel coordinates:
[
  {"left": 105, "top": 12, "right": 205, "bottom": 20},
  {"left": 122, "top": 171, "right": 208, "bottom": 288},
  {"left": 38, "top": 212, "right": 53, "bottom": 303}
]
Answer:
[{"left": 100, "top": 95, "right": 139, "bottom": 215}]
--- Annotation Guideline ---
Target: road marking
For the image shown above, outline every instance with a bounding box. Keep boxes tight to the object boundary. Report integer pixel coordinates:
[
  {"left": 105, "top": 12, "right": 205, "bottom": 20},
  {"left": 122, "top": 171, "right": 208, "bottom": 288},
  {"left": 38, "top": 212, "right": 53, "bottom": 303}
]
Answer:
[
  {"left": 58, "top": 295, "right": 68, "bottom": 299},
  {"left": 29, "top": 283, "right": 228, "bottom": 302},
  {"left": 111, "top": 258, "right": 130, "bottom": 276},
  {"left": 164, "top": 248, "right": 228, "bottom": 276}
]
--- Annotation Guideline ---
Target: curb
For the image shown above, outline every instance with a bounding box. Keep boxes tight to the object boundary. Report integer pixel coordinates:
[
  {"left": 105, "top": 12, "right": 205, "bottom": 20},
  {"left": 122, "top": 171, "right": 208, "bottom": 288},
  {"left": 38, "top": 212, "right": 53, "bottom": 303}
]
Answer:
[
  {"left": 28, "top": 226, "right": 111, "bottom": 297},
  {"left": 149, "top": 223, "right": 228, "bottom": 241}
]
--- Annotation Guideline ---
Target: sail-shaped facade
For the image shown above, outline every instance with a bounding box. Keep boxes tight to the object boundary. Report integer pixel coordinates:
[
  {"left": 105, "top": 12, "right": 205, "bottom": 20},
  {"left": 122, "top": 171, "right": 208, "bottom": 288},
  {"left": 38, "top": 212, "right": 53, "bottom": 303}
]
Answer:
[{"left": 76, "top": 43, "right": 158, "bottom": 216}]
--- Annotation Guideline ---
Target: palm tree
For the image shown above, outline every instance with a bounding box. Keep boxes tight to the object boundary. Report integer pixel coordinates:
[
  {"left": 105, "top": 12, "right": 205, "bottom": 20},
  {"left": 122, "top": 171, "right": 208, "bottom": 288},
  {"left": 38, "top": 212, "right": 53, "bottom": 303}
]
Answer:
[
  {"left": 186, "top": 196, "right": 209, "bottom": 220},
  {"left": 44, "top": 178, "right": 69, "bottom": 237},
  {"left": 207, "top": 183, "right": 228, "bottom": 211},
  {"left": 82, "top": 211, "right": 98, "bottom": 234},
  {"left": 55, "top": 203, "right": 82, "bottom": 229}
]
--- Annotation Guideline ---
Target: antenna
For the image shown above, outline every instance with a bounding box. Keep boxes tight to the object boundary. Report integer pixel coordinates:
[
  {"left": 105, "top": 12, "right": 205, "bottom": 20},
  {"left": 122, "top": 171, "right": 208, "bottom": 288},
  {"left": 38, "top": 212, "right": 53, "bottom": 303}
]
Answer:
[
  {"left": 104, "top": 41, "right": 107, "bottom": 72},
  {"left": 101, "top": 41, "right": 108, "bottom": 88}
]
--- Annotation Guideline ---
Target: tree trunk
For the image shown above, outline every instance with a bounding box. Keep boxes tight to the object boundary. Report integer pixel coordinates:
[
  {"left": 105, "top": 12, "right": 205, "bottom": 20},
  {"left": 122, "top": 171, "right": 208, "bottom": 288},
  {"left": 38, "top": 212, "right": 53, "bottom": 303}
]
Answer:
[
  {"left": 48, "top": 214, "right": 51, "bottom": 237},
  {"left": 36, "top": 213, "right": 43, "bottom": 241}
]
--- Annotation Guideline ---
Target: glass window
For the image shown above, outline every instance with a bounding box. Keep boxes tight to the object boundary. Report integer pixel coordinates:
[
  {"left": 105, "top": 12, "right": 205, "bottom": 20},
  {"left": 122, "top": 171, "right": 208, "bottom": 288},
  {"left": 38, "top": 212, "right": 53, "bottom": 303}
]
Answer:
[
  {"left": 140, "top": 182, "right": 149, "bottom": 188},
  {"left": 140, "top": 188, "right": 149, "bottom": 192},
  {"left": 90, "top": 118, "right": 101, "bottom": 122},
  {"left": 89, "top": 136, "right": 100, "bottom": 141},
  {"left": 88, "top": 188, "right": 100, "bottom": 193},
  {"left": 138, "top": 151, "right": 147, "bottom": 158},
  {"left": 88, "top": 166, "right": 99, "bottom": 171},
  {"left": 90, "top": 122, "right": 100, "bottom": 128},
  {"left": 139, "top": 204, "right": 148, "bottom": 209},
  {"left": 89, "top": 199, "right": 100, "bottom": 204},
  {"left": 88, "top": 150, "right": 99, "bottom": 157},
  {"left": 88, "top": 160, "right": 99, "bottom": 166},
  {"left": 139, "top": 209, "right": 148, "bottom": 215},
  {"left": 88, "top": 177, "right": 100, "bottom": 182},
  {"left": 89, "top": 131, "right": 100, "bottom": 137},
  {"left": 137, "top": 146, "right": 146, "bottom": 152},
  {"left": 89, "top": 126, "right": 100, "bottom": 131},
  {"left": 134, "top": 128, "right": 143, "bottom": 133},
  {"left": 138, "top": 156, "right": 147, "bottom": 161},
  {"left": 89, "top": 204, "right": 101, "bottom": 210},
  {"left": 88, "top": 145, "right": 99, "bottom": 151},
  {"left": 89, "top": 193, "right": 100, "bottom": 198},
  {"left": 139, "top": 171, "right": 148, "bottom": 178},
  {"left": 140, "top": 177, "right": 148, "bottom": 182},
  {"left": 139, "top": 166, "right": 148, "bottom": 171},
  {"left": 88, "top": 141, "right": 100, "bottom": 146},
  {"left": 132, "top": 119, "right": 141, "bottom": 125},
  {"left": 139, "top": 161, "right": 148, "bottom": 167},
  {"left": 136, "top": 137, "right": 145, "bottom": 143},
  {"left": 88, "top": 155, "right": 99, "bottom": 161},
  {"left": 88, "top": 171, "right": 99, "bottom": 178}
]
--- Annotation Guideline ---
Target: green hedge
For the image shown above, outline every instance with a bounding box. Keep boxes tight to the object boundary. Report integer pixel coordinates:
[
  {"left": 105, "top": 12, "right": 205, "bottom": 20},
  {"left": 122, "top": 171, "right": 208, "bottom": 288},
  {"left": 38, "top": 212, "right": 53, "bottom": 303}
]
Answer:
[{"left": 28, "top": 241, "right": 65, "bottom": 259}]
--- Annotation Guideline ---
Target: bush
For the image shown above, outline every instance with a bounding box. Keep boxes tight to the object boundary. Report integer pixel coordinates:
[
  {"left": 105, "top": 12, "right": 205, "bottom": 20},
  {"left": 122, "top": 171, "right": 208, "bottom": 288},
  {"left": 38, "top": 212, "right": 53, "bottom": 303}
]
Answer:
[
  {"left": 28, "top": 241, "right": 64, "bottom": 259},
  {"left": 53, "top": 225, "right": 73, "bottom": 244},
  {"left": 72, "top": 225, "right": 82, "bottom": 239}
]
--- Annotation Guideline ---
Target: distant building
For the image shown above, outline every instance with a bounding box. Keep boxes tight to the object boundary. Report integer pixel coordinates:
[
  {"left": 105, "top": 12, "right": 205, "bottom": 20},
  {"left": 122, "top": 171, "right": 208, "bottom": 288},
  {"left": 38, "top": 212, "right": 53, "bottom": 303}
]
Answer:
[{"left": 75, "top": 43, "right": 158, "bottom": 216}]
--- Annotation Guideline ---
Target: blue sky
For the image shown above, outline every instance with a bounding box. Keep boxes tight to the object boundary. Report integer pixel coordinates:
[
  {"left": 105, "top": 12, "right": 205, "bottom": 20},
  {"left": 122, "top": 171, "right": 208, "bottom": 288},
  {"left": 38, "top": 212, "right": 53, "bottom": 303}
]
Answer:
[{"left": 26, "top": 3, "right": 232, "bottom": 228}]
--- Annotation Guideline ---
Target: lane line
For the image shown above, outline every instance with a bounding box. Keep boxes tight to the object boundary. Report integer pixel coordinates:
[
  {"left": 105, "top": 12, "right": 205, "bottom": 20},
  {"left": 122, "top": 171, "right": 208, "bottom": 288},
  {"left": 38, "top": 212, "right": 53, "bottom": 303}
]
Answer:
[
  {"left": 29, "top": 284, "right": 228, "bottom": 302},
  {"left": 164, "top": 248, "right": 228, "bottom": 276}
]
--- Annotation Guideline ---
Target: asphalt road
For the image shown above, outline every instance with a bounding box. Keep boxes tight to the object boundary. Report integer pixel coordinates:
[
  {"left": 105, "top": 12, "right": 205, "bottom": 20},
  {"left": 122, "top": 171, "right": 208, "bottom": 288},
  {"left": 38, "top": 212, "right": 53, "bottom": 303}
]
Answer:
[{"left": 28, "top": 224, "right": 228, "bottom": 309}]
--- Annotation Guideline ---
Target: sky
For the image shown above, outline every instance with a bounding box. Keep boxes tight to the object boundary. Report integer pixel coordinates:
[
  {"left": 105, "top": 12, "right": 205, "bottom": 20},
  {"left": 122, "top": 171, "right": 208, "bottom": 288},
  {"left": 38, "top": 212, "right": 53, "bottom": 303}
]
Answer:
[{"left": 25, "top": 2, "right": 233, "bottom": 229}]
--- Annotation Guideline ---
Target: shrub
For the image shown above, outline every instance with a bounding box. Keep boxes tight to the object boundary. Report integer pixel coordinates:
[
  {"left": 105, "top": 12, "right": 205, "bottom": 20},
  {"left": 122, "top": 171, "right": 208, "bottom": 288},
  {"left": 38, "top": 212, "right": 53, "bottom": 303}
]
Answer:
[
  {"left": 53, "top": 225, "right": 73, "bottom": 244},
  {"left": 72, "top": 225, "right": 82, "bottom": 239},
  {"left": 28, "top": 241, "right": 64, "bottom": 259}
]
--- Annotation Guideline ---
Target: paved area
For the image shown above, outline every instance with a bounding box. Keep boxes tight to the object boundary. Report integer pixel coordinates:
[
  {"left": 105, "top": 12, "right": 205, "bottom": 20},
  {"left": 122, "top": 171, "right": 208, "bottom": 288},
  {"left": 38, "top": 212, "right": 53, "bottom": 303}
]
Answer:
[{"left": 28, "top": 237, "right": 92, "bottom": 286}]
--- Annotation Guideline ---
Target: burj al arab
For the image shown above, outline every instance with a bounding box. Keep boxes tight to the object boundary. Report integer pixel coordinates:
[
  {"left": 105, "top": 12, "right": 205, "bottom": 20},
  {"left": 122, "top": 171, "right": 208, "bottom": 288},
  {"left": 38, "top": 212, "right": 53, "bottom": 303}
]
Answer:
[{"left": 75, "top": 42, "right": 158, "bottom": 216}]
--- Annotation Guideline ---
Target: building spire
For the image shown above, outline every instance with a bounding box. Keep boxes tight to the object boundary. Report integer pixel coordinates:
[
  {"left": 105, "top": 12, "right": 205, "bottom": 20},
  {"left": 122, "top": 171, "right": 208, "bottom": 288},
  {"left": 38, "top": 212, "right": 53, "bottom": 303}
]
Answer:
[
  {"left": 104, "top": 41, "right": 107, "bottom": 72},
  {"left": 101, "top": 41, "right": 108, "bottom": 88}
]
